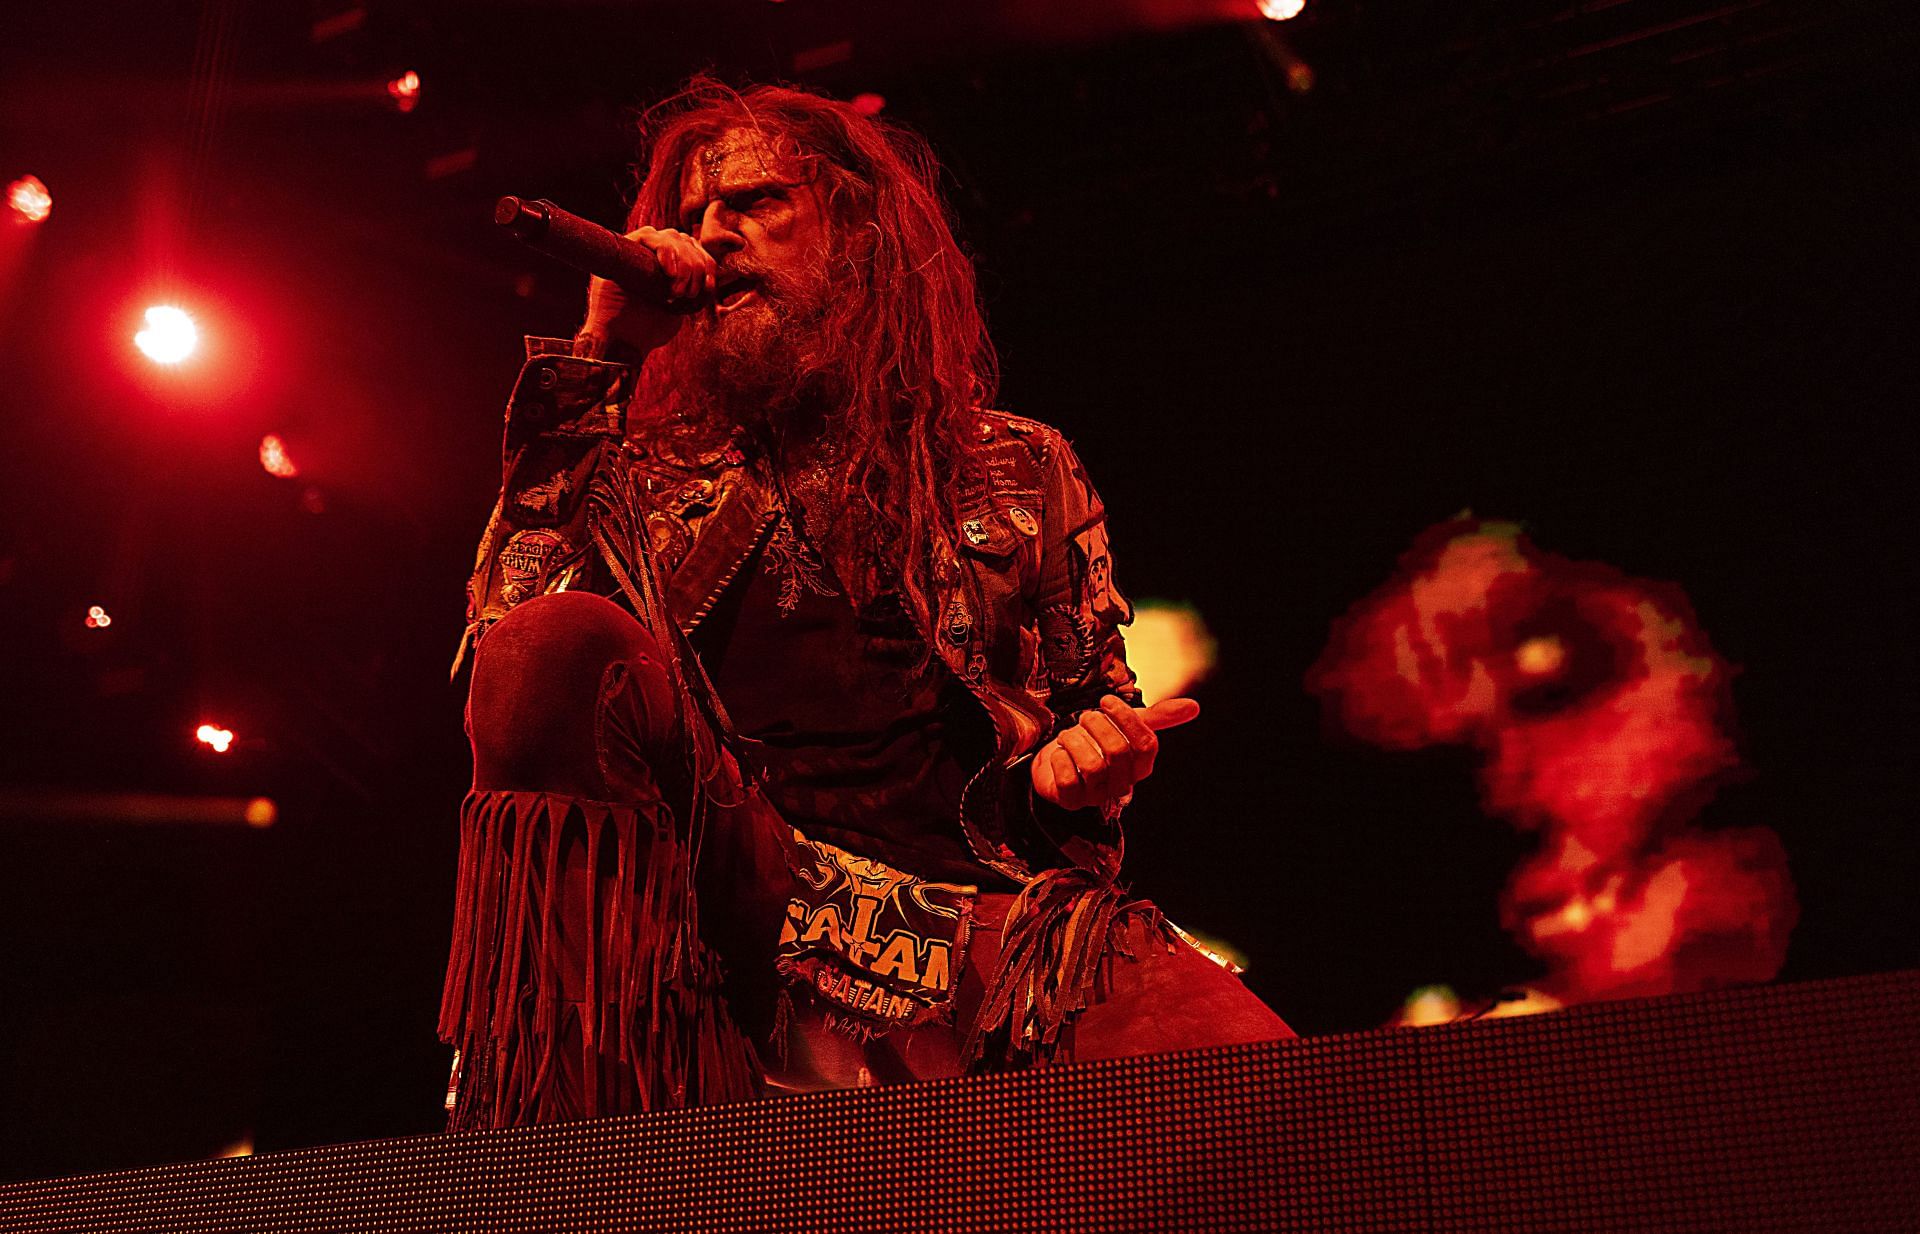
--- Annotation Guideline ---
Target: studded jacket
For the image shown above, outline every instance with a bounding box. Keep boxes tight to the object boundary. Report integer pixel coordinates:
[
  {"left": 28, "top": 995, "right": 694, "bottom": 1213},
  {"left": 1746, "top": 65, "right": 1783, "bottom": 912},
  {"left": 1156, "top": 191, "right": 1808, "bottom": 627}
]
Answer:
[{"left": 459, "top": 339, "right": 1141, "bottom": 884}]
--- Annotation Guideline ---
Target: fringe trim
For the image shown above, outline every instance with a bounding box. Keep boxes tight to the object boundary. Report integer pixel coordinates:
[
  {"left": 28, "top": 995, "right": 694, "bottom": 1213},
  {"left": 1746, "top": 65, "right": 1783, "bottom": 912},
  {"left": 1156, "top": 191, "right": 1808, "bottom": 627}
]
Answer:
[
  {"left": 438, "top": 789, "right": 761, "bottom": 1130},
  {"left": 962, "top": 867, "right": 1176, "bottom": 1073}
]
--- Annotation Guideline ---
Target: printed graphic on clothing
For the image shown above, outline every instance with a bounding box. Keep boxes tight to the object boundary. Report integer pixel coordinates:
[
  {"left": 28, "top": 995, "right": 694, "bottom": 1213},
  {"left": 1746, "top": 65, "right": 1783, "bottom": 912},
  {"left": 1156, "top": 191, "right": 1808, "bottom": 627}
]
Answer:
[
  {"left": 498, "top": 529, "right": 570, "bottom": 606},
  {"left": 778, "top": 833, "right": 976, "bottom": 1036}
]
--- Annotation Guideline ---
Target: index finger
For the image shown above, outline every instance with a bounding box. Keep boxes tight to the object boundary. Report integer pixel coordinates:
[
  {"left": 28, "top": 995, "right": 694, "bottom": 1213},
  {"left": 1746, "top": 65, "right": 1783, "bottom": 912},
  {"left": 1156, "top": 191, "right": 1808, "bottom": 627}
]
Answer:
[{"left": 1098, "top": 695, "right": 1156, "bottom": 750}]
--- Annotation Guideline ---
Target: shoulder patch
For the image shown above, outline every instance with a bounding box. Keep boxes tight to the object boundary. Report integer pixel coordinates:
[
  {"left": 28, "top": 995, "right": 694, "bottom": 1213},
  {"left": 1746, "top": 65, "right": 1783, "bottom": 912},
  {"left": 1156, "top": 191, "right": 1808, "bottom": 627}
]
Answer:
[{"left": 972, "top": 409, "right": 1057, "bottom": 465}]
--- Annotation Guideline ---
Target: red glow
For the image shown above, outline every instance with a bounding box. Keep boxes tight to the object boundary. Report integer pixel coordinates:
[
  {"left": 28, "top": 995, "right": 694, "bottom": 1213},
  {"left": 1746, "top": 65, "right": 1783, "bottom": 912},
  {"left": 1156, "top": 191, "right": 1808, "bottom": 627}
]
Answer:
[
  {"left": 259, "top": 434, "right": 299, "bottom": 478},
  {"left": 7, "top": 175, "right": 52, "bottom": 224},
  {"left": 387, "top": 71, "right": 421, "bottom": 112},
  {"left": 84, "top": 605, "right": 112, "bottom": 629},
  {"left": 1258, "top": 0, "right": 1306, "bottom": 19},
  {"left": 195, "top": 724, "right": 235, "bottom": 754},
  {"left": 851, "top": 93, "right": 887, "bottom": 117},
  {"left": 1310, "top": 518, "right": 1797, "bottom": 1005}
]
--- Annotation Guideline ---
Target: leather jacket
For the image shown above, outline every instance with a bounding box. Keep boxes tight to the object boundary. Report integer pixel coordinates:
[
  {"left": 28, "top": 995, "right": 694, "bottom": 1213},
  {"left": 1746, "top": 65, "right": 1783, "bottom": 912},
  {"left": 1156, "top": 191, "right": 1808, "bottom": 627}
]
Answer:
[{"left": 459, "top": 339, "right": 1141, "bottom": 883}]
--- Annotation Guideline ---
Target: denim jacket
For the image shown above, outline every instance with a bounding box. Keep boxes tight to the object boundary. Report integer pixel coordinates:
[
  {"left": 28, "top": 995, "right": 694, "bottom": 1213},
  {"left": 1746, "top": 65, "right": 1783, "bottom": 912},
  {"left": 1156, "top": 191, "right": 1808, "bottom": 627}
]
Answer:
[{"left": 460, "top": 340, "right": 1141, "bottom": 883}]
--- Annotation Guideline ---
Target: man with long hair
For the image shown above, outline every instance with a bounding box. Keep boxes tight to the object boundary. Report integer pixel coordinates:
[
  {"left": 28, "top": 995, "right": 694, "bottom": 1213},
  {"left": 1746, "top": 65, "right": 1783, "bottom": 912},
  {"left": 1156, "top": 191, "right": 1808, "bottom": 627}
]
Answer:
[{"left": 439, "top": 79, "right": 1288, "bottom": 1130}]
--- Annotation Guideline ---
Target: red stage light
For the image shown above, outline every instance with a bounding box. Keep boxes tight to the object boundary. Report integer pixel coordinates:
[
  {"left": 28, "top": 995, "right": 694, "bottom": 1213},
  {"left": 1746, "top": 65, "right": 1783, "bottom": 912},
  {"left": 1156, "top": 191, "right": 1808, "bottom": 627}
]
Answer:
[
  {"left": 851, "top": 93, "right": 886, "bottom": 117},
  {"left": 1397, "top": 985, "right": 1462, "bottom": 1027},
  {"left": 259, "top": 434, "right": 299, "bottom": 478},
  {"left": 1258, "top": 0, "right": 1306, "bottom": 19},
  {"left": 135, "top": 305, "right": 198, "bottom": 364},
  {"left": 7, "top": 175, "right": 51, "bottom": 224},
  {"left": 387, "top": 70, "right": 421, "bottom": 112},
  {"left": 84, "top": 605, "right": 112, "bottom": 629},
  {"left": 196, "top": 724, "right": 235, "bottom": 753},
  {"left": 1514, "top": 635, "right": 1566, "bottom": 676}
]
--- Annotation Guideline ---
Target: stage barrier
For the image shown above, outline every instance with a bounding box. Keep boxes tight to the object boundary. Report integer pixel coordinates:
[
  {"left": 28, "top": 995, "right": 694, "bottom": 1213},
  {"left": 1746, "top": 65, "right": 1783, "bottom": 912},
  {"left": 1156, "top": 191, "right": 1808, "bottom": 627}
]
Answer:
[{"left": 2, "top": 970, "right": 1914, "bottom": 1231}]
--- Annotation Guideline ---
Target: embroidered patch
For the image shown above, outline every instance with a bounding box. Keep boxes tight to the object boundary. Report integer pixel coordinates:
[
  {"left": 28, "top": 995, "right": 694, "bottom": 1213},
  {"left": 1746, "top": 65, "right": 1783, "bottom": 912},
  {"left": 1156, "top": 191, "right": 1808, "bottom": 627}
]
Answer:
[
  {"left": 763, "top": 510, "right": 838, "bottom": 615},
  {"left": 513, "top": 469, "right": 574, "bottom": 518},
  {"left": 1039, "top": 601, "right": 1097, "bottom": 688},
  {"left": 497, "top": 529, "right": 569, "bottom": 606},
  {"left": 1070, "top": 520, "right": 1128, "bottom": 624},
  {"left": 778, "top": 834, "right": 977, "bottom": 1036}
]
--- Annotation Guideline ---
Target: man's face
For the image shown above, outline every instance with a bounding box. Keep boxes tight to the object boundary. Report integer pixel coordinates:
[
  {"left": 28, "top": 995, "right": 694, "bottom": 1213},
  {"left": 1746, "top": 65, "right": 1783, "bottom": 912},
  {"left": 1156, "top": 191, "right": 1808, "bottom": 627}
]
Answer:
[{"left": 676, "top": 128, "right": 834, "bottom": 362}]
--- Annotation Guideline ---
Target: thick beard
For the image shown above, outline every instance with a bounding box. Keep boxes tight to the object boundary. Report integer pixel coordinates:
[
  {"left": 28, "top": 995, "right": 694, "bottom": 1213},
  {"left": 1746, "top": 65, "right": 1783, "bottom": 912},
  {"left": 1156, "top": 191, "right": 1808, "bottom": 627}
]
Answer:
[{"left": 678, "top": 256, "right": 838, "bottom": 437}]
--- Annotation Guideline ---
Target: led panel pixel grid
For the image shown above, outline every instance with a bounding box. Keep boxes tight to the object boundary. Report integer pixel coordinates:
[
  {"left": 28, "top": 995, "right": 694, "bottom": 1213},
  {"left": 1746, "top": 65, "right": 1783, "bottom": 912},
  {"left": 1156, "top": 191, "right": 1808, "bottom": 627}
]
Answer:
[{"left": 1, "top": 970, "right": 1914, "bottom": 1232}]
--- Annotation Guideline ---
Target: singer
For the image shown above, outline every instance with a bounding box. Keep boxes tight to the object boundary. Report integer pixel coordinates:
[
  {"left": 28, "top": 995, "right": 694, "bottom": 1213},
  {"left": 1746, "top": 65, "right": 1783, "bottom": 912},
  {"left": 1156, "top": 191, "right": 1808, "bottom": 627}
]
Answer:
[{"left": 439, "top": 78, "right": 1290, "bottom": 1130}]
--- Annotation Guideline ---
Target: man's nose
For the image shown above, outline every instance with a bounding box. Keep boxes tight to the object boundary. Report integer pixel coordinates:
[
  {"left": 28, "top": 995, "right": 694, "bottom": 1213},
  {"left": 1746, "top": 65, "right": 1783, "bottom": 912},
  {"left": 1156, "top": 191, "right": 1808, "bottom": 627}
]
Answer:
[{"left": 695, "top": 201, "right": 741, "bottom": 256}]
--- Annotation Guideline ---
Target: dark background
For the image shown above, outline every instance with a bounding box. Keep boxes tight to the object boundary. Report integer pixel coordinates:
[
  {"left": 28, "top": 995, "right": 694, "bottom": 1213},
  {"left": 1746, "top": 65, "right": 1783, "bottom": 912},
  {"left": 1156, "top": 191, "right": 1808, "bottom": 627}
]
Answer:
[{"left": 2, "top": 0, "right": 1914, "bottom": 1180}]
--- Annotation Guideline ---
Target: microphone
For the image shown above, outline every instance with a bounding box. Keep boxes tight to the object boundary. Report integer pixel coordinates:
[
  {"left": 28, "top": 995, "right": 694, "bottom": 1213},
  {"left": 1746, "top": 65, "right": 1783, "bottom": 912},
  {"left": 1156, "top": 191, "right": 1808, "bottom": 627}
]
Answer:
[{"left": 493, "top": 196, "right": 678, "bottom": 306}]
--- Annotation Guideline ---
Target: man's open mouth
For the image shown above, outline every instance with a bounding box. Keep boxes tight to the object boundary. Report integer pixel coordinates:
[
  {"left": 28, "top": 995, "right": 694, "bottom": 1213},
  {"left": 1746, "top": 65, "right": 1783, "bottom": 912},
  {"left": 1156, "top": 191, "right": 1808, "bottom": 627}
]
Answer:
[{"left": 714, "top": 277, "right": 758, "bottom": 312}]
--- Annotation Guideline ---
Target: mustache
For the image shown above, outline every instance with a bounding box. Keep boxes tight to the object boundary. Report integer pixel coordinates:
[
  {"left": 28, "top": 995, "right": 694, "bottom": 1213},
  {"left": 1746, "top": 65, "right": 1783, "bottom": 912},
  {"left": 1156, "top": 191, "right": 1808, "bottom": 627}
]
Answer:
[
  {"left": 715, "top": 258, "right": 791, "bottom": 297},
  {"left": 714, "top": 244, "right": 835, "bottom": 303}
]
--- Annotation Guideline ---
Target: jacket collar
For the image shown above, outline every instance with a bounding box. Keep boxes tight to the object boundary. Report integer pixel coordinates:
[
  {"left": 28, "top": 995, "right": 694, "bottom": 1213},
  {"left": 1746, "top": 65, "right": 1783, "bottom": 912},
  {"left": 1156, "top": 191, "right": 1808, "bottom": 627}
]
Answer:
[{"left": 665, "top": 465, "right": 780, "bottom": 635}]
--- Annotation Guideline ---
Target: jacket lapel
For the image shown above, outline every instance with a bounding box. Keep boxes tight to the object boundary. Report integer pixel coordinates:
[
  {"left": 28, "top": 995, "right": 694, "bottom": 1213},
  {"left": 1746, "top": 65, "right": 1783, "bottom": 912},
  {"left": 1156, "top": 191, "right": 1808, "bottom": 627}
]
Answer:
[{"left": 665, "top": 466, "right": 780, "bottom": 634}]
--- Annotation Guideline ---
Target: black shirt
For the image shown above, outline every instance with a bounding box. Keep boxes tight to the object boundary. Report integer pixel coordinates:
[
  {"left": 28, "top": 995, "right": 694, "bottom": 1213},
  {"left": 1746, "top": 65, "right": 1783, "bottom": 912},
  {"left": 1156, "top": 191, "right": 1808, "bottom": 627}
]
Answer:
[{"left": 691, "top": 500, "right": 1006, "bottom": 886}]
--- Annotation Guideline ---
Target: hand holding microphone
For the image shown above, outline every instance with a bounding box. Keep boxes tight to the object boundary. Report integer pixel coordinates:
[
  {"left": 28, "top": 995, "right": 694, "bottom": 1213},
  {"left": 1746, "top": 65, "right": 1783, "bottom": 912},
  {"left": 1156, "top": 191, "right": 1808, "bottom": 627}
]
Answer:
[{"left": 494, "top": 196, "right": 717, "bottom": 359}]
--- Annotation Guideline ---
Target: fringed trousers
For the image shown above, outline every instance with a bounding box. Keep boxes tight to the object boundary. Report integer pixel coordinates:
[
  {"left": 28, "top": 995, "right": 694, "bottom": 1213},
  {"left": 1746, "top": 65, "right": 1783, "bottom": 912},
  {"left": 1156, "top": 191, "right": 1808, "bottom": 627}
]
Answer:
[{"left": 440, "top": 591, "right": 1290, "bottom": 1129}]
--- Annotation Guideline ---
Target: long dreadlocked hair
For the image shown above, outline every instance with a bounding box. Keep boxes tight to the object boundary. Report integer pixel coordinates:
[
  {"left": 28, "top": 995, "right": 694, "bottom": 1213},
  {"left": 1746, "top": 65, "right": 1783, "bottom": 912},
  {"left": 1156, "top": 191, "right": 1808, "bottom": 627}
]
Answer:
[{"left": 624, "top": 77, "right": 997, "bottom": 646}]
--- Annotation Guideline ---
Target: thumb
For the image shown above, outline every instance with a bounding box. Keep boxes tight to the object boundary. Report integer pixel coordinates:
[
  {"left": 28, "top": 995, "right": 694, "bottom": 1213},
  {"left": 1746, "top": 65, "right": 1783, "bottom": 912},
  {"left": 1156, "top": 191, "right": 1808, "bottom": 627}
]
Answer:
[
  {"left": 581, "top": 275, "right": 628, "bottom": 332},
  {"left": 572, "top": 277, "right": 627, "bottom": 358},
  {"left": 1140, "top": 696, "right": 1201, "bottom": 731}
]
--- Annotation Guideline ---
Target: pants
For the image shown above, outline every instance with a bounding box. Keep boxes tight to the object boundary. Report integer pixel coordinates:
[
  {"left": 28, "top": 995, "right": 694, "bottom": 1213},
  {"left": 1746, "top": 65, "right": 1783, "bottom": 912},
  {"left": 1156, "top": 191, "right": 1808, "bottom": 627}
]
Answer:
[{"left": 446, "top": 591, "right": 1290, "bottom": 1126}]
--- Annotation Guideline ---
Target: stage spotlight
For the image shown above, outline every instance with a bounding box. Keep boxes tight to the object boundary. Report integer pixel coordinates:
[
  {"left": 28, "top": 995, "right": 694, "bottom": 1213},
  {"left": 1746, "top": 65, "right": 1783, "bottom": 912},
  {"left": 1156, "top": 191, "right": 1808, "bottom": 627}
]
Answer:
[
  {"left": 387, "top": 70, "right": 421, "bottom": 112},
  {"left": 1174, "top": 927, "right": 1248, "bottom": 974},
  {"left": 259, "top": 434, "right": 299, "bottom": 478},
  {"left": 851, "top": 93, "right": 886, "bottom": 116},
  {"left": 1258, "top": 0, "right": 1306, "bottom": 20},
  {"left": 1480, "top": 987, "right": 1563, "bottom": 1021},
  {"left": 1121, "top": 600, "right": 1218, "bottom": 704},
  {"left": 135, "top": 305, "right": 198, "bottom": 364},
  {"left": 1398, "top": 985, "right": 1463, "bottom": 1027},
  {"left": 1515, "top": 635, "right": 1567, "bottom": 676},
  {"left": 84, "top": 605, "right": 113, "bottom": 629},
  {"left": 7, "top": 175, "right": 52, "bottom": 224},
  {"left": 195, "top": 724, "right": 235, "bottom": 754}
]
